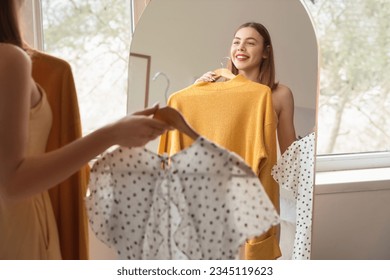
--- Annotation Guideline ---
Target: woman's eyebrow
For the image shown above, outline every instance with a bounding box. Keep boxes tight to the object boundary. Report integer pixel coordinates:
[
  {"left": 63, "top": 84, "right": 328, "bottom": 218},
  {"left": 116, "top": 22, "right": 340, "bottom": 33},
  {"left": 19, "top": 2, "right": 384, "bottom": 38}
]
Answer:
[{"left": 234, "top": 36, "right": 258, "bottom": 41}]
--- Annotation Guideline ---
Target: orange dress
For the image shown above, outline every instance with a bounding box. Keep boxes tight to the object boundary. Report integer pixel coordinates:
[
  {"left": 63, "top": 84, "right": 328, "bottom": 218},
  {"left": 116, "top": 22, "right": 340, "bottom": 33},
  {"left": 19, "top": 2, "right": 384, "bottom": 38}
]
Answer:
[
  {"left": 0, "top": 89, "right": 62, "bottom": 259},
  {"left": 31, "top": 50, "right": 89, "bottom": 259}
]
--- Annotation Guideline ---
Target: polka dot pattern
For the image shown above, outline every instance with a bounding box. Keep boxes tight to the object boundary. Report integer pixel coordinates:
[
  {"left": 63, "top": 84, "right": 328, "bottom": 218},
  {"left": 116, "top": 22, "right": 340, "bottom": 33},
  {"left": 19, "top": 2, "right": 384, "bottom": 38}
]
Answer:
[
  {"left": 87, "top": 136, "right": 279, "bottom": 260},
  {"left": 271, "top": 132, "right": 315, "bottom": 260}
]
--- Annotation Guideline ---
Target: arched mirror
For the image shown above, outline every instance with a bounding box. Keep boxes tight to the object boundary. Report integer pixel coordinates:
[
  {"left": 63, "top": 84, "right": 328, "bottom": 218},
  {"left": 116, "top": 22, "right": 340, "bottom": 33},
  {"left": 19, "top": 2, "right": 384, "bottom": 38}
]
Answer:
[{"left": 127, "top": 0, "right": 318, "bottom": 259}]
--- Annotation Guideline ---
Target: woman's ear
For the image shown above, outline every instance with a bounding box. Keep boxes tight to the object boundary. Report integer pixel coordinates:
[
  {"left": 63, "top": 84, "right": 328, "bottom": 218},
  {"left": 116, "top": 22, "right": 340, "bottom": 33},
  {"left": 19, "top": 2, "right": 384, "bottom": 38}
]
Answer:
[{"left": 263, "top": 45, "right": 271, "bottom": 59}]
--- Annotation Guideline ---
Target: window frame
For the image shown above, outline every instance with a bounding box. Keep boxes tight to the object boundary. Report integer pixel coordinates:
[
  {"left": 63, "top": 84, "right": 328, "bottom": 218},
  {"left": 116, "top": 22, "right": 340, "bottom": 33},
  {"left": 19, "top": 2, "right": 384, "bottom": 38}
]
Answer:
[
  {"left": 316, "top": 151, "right": 390, "bottom": 172},
  {"left": 21, "top": 0, "right": 44, "bottom": 50},
  {"left": 301, "top": 0, "right": 390, "bottom": 172}
]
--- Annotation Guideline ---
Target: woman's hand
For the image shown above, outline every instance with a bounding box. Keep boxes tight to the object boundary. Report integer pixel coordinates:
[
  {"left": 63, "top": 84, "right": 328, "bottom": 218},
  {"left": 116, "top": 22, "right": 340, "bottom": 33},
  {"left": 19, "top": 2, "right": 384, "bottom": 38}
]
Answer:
[
  {"left": 194, "top": 71, "right": 218, "bottom": 84},
  {"left": 112, "top": 105, "right": 171, "bottom": 148}
]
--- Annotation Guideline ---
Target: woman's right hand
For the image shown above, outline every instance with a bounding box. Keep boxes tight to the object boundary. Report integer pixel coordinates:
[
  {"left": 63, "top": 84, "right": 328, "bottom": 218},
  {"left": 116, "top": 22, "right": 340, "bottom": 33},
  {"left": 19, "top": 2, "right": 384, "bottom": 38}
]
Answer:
[
  {"left": 194, "top": 71, "right": 218, "bottom": 84},
  {"left": 112, "top": 105, "right": 171, "bottom": 148}
]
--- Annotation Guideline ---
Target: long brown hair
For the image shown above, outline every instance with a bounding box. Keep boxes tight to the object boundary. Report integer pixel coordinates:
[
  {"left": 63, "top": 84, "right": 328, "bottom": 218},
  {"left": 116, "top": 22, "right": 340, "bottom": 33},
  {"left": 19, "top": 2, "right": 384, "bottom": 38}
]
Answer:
[
  {"left": 228, "top": 22, "right": 279, "bottom": 90},
  {"left": 0, "top": 0, "right": 24, "bottom": 48}
]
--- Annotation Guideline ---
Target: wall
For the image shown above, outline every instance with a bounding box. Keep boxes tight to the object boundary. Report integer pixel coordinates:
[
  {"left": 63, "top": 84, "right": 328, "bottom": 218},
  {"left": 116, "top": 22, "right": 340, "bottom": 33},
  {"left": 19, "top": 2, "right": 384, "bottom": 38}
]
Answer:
[{"left": 311, "top": 168, "right": 390, "bottom": 259}]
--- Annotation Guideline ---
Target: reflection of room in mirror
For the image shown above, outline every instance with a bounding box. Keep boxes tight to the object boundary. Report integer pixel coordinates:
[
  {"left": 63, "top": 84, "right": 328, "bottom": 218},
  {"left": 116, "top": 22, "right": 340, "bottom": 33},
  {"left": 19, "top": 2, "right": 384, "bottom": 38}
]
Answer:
[
  {"left": 128, "top": 53, "right": 151, "bottom": 109},
  {"left": 125, "top": 0, "right": 318, "bottom": 260},
  {"left": 128, "top": 0, "right": 318, "bottom": 136}
]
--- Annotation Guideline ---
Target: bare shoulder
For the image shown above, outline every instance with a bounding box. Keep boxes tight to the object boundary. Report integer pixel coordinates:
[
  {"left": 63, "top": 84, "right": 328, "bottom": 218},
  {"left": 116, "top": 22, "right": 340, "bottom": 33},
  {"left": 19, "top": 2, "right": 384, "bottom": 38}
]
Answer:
[
  {"left": 0, "top": 43, "right": 31, "bottom": 71},
  {"left": 271, "top": 85, "right": 293, "bottom": 118},
  {"left": 0, "top": 44, "right": 32, "bottom": 102},
  {"left": 273, "top": 83, "right": 293, "bottom": 99}
]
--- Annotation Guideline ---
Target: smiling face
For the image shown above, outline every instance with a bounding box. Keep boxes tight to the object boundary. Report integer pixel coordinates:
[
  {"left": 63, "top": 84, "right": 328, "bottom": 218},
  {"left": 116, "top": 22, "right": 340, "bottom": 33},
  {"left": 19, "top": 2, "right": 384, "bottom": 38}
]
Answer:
[{"left": 230, "top": 26, "right": 268, "bottom": 81}]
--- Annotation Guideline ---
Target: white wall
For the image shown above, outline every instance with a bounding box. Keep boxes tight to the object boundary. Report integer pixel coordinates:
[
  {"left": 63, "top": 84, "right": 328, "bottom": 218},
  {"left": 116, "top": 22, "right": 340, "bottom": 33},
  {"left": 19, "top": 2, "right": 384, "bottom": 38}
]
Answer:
[{"left": 312, "top": 168, "right": 390, "bottom": 259}]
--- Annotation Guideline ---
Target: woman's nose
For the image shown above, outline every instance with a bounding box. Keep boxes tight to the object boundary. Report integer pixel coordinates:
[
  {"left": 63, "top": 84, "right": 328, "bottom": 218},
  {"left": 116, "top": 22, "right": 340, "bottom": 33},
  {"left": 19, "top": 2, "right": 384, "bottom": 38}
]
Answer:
[{"left": 237, "top": 43, "right": 245, "bottom": 51}]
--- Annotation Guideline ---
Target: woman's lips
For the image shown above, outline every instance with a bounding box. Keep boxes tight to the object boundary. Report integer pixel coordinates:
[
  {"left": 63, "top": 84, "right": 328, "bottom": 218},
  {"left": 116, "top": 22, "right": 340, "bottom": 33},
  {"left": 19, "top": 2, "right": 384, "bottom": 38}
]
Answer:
[{"left": 235, "top": 54, "right": 249, "bottom": 61}]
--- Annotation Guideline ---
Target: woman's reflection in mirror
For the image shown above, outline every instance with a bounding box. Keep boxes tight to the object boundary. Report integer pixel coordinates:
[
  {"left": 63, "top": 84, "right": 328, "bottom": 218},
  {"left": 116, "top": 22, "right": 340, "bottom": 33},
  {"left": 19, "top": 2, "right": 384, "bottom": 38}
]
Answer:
[{"left": 195, "top": 22, "right": 297, "bottom": 154}]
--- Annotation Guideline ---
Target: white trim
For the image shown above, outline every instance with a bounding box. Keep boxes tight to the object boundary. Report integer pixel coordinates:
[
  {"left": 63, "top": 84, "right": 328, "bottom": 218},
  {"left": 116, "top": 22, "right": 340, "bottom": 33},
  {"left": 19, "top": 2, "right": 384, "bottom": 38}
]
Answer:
[
  {"left": 315, "top": 151, "right": 390, "bottom": 172},
  {"left": 130, "top": 0, "right": 135, "bottom": 35},
  {"left": 315, "top": 167, "right": 390, "bottom": 190}
]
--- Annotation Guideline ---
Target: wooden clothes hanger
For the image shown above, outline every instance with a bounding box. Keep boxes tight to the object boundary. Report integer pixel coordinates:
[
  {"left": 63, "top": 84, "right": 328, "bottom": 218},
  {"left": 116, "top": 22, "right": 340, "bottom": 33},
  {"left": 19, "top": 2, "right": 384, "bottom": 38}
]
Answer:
[
  {"left": 213, "top": 68, "right": 236, "bottom": 80},
  {"left": 153, "top": 106, "right": 199, "bottom": 140}
]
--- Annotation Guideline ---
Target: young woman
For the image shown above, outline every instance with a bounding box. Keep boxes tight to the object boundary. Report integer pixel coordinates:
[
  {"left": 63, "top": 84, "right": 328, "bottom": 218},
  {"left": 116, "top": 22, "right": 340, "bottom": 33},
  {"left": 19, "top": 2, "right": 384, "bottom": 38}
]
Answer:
[
  {"left": 196, "top": 22, "right": 297, "bottom": 154},
  {"left": 0, "top": 0, "right": 170, "bottom": 259},
  {"left": 195, "top": 22, "right": 297, "bottom": 260}
]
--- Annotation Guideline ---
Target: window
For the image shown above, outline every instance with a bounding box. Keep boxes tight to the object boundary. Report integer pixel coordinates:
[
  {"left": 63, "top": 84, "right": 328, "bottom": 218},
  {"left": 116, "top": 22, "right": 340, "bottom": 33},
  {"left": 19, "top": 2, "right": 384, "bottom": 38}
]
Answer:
[
  {"left": 303, "top": 0, "right": 390, "bottom": 156},
  {"left": 40, "top": 0, "right": 131, "bottom": 136}
]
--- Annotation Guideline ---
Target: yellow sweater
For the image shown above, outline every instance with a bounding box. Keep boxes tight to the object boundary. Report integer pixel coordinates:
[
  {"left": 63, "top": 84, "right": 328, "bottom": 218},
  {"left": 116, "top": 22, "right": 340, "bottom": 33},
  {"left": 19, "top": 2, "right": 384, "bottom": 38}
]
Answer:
[{"left": 158, "top": 74, "right": 280, "bottom": 259}]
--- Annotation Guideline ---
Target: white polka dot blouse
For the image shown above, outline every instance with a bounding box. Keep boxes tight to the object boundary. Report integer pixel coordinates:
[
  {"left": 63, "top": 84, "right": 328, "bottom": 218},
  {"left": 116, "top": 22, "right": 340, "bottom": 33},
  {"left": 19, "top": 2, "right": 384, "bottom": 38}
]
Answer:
[{"left": 87, "top": 136, "right": 280, "bottom": 260}]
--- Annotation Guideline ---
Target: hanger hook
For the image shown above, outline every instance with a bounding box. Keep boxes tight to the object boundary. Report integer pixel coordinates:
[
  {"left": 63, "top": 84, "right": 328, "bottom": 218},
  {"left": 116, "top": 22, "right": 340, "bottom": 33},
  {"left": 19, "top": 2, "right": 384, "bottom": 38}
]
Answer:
[
  {"left": 220, "top": 56, "right": 231, "bottom": 68},
  {"left": 152, "top": 72, "right": 170, "bottom": 105}
]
